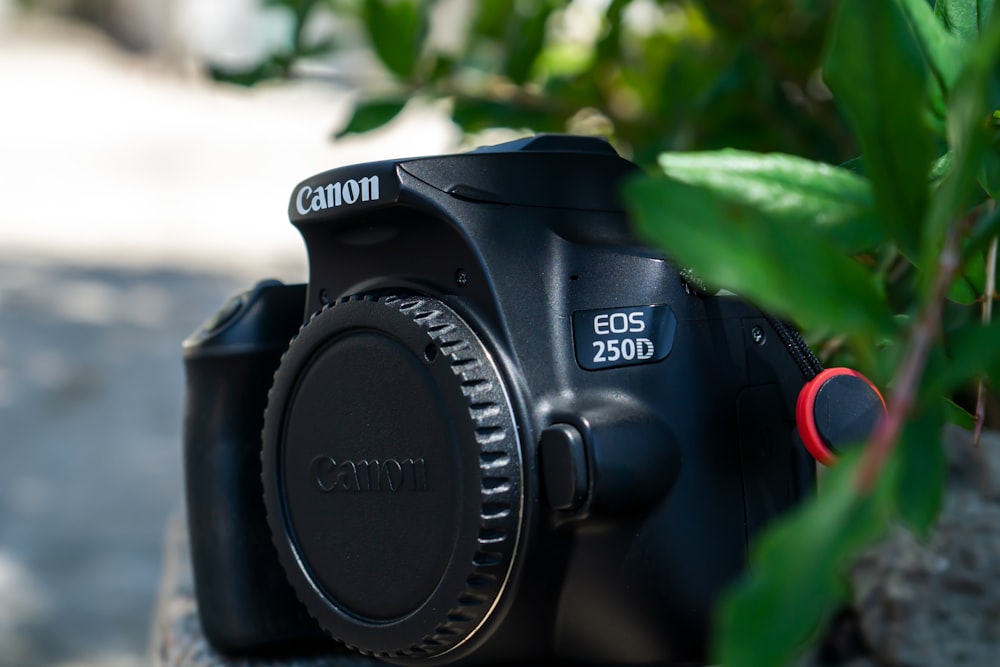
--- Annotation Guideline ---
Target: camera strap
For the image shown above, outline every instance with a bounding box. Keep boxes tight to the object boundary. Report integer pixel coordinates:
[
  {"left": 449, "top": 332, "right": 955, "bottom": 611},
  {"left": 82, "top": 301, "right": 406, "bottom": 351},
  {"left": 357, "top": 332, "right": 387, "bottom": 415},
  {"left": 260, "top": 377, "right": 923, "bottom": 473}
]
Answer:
[
  {"left": 772, "top": 317, "right": 888, "bottom": 467},
  {"left": 763, "top": 314, "right": 824, "bottom": 379}
]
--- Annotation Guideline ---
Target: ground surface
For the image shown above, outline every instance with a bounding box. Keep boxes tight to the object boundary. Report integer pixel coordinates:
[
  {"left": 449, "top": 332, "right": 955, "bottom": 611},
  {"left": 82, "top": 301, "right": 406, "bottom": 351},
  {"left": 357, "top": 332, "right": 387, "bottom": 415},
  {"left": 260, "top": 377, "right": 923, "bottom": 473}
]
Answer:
[{"left": 0, "top": 258, "right": 244, "bottom": 667}]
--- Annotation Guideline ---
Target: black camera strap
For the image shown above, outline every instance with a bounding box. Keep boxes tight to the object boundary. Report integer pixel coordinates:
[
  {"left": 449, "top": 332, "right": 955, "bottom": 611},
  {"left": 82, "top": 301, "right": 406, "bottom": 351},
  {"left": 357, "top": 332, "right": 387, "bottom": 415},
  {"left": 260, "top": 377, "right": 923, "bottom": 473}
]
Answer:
[{"left": 763, "top": 315, "right": 824, "bottom": 380}]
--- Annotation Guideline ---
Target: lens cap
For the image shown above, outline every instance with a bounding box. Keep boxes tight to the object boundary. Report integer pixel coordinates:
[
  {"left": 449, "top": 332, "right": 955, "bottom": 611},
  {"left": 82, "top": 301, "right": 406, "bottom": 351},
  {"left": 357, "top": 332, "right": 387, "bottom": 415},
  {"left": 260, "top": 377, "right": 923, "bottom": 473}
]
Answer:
[
  {"left": 796, "top": 368, "right": 886, "bottom": 466},
  {"left": 262, "top": 295, "right": 522, "bottom": 662}
]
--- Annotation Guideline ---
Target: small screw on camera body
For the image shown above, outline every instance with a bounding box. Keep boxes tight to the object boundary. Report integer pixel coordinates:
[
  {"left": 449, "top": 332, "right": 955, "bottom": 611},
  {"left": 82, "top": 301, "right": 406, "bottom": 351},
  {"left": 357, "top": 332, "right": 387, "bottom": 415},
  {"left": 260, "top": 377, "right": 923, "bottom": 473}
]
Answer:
[
  {"left": 455, "top": 268, "right": 469, "bottom": 287},
  {"left": 751, "top": 325, "right": 767, "bottom": 346}
]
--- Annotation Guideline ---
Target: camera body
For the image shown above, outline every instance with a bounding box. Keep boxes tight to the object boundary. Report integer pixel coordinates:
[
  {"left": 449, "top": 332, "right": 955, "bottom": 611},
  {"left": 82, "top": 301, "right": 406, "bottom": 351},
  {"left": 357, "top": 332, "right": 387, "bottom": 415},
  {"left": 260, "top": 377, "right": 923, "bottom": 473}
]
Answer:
[{"left": 183, "top": 135, "right": 821, "bottom": 666}]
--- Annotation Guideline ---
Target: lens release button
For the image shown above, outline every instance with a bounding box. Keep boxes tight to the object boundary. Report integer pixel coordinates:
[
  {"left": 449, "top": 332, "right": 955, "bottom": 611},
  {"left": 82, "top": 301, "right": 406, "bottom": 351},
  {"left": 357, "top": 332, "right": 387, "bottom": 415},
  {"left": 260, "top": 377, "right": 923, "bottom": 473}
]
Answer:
[{"left": 540, "top": 424, "right": 589, "bottom": 511}]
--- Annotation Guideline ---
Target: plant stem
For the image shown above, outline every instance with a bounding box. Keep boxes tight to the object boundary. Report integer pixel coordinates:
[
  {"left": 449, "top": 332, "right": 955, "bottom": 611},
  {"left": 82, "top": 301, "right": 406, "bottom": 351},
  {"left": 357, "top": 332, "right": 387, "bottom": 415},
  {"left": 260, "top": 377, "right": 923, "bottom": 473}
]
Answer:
[
  {"left": 974, "top": 226, "right": 998, "bottom": 446},
  {"left": 856, "top": 222, "right": 966, "bottom": 492}
]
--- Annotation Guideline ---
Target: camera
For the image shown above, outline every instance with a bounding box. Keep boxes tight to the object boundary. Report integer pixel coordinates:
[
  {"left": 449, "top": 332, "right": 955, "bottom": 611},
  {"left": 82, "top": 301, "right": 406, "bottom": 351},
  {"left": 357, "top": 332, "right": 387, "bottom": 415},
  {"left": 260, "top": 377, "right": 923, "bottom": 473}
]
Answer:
[{"left": 182, "top": 135, "right": 884, "bottom": 665}]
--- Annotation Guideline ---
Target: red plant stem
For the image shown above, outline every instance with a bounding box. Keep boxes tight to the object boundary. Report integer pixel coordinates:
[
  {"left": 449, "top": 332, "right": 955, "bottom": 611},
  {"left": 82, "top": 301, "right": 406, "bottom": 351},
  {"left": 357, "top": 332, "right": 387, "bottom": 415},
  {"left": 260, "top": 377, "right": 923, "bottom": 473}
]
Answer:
[
  {"left": 856, "top": 222, "right": 965, "bottom": 493},
  {"left": 974, "top": 232, "right": 998, "bottom": 446}
]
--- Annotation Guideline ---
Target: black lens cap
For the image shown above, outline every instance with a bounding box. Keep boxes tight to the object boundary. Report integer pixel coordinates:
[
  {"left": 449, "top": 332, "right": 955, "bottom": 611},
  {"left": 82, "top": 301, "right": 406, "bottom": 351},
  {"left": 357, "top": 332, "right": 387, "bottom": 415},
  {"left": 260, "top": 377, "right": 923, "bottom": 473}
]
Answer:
[{"left": 262, "top": 295, "right": 522, "bottom": 661}]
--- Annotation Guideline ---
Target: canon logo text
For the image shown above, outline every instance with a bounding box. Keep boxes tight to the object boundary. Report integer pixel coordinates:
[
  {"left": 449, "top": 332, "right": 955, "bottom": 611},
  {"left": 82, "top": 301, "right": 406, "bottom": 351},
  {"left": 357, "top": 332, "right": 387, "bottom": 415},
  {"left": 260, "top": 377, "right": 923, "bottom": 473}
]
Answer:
[
  {"left": 295, "top": 175, "right": 380, "bottom": 215},
  {"left": 310, "top": 455, "right": 428, "bottom": 493}
]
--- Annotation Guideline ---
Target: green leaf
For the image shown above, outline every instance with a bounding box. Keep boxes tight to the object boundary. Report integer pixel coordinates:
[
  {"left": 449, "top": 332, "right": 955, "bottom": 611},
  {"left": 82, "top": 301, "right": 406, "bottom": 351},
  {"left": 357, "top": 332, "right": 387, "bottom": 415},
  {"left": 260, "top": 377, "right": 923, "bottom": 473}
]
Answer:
[
  {"left": 594, "top": 0, "right": 628, "bottom": 62},
  {"left": 924, "top": 318, "right": 1000, "bottom": 397},
  {"left": 210, "top": 58, "right": 287, "bottom": 87},
  {"left": 979, "top": 50, "right": 1000, "bottom": 198},
  {"left": 935, "top": 0, "right": 996, "bottom": 43},
  {"left": 426, "top": 54, "right": 455, "bottom": 84},
  {"left": 943, "top": 397, "right": 977, "bottom": 429},
  {"left": 929, "top": 151, "right": 954, "bottom": 183},
  {"left": 472, "top": 0, "right": 514, "bottom": 39},
  {"left": 503, "top": 1, "right": 560, "bottom": 85},
  {"left": 824, "top": 0, "right": 933, "bottom": 256},
  {"left": 948, "top": 248, "right": 987, "bottom": 304},
  {"left": 451, "top": 96, "right": 564, "bottom": 133},
  {"left": 335, "top": 99, "right": 408, "bottom": 137},
  {"left": 921, "top": 8, "right": 1000, "bottom": 270},
  {"left": 625, "top": 175, "right": 896, "bottom": 337},
  {"left": 894, "top": 402, "right": 947, "bottom": 536},
  {"left": 838, "top": 155, "right": 865, "bottom": 175},
  {"left": 657, "top": 150, "right": 883, "bottom": 253},
  {"left": 965, "top": 201, "right": 1000, "bottom": 260},
  {"left": 983, "top": 123, "right": 1000, "bottom": 197},
  {"left": 363, "top": 0, "right": 428, "bottom": 80},
  {"left": 898, "top": 0, "right": 965, "bottom": 121},
  {"left": 713, "top": 450, "right": 892, "bottom": 667}
]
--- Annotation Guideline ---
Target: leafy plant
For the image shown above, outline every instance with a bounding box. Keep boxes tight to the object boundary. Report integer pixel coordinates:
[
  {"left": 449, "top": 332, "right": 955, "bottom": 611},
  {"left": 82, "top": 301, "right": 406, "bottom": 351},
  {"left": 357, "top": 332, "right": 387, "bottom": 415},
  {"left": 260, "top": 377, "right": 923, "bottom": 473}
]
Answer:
[
  {"left": 211, "top": 0, "right": 1000, "bottom": 664},
  {"left": 628, "top": 0, "right": 1000, "bottom": 664},
  {"left": 211, "top": 0, "right": 855, "bottom": 166}
]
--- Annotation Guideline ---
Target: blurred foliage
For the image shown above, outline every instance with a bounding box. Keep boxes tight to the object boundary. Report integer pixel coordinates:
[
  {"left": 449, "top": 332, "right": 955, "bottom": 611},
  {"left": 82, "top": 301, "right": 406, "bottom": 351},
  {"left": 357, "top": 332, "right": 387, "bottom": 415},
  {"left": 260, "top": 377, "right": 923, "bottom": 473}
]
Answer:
[
  {"left": 217, "top": 1, "right": 1000, "bottom": 665},
  {"left": 211, "top": 0, "right": 855, "bottom": 166},
  {"left": 629, "top": 0, "right": 1000, "bottom": 664}
]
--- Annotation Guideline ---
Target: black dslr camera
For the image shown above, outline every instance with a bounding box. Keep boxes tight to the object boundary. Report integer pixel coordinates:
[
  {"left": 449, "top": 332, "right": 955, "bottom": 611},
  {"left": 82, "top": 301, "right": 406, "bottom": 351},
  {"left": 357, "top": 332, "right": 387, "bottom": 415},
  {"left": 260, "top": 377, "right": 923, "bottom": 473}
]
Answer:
[{"left": 183, "top": 135, "right": 884, "bottom": 666}]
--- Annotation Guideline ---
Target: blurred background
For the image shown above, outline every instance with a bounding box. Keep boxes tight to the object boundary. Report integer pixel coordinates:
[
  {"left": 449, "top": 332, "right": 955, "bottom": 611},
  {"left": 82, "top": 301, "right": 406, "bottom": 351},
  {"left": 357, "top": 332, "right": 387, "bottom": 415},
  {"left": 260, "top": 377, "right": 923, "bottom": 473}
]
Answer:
[
  {"left": 0, "top": 1, "right": 848, "bottom": 665},
  {"left": 0, "top": 3, "right": 455, "bottom": 666}
]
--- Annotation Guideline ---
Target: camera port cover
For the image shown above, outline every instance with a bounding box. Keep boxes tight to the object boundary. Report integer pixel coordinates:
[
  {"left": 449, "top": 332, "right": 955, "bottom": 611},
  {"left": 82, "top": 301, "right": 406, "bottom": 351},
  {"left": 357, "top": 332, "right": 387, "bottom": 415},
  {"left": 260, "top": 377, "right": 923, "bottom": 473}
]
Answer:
[{"left": 262, "top": 294, "right": 523, "bottom": 662}]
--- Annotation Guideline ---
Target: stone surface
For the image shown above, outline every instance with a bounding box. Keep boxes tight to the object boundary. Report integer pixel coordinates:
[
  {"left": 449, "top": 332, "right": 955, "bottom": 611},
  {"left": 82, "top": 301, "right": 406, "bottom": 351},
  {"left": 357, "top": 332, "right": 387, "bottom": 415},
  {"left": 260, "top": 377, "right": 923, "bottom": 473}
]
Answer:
[
  {"left": 153, "top": 516, "right": 378, "bottom": 667},
  {"left": 848, "top": 427, "right": 1000, "bottom": 667},
  {"left": 803, "top": 427, "right": 1000, "bottom": 667},
  {"left": 0, "top": 258, "right": 245, "bottom": 667}
]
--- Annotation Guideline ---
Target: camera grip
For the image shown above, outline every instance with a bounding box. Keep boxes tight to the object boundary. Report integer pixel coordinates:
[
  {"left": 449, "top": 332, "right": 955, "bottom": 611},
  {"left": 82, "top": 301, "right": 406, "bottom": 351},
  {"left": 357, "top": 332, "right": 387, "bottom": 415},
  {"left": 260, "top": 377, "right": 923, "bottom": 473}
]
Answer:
[{"left": 182, "top": 282, "right": 332, "bottom": 654}]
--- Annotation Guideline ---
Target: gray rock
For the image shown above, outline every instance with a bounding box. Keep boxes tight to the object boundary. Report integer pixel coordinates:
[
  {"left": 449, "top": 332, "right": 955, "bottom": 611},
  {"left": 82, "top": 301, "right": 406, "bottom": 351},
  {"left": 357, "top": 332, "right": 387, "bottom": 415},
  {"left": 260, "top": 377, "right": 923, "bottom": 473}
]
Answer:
[
  {"left": 153, "top": 516, "right": 378, "bottom": 667},
  {"left": 0, "top": 258, "right": 245, "bottom": 667},
  {"left": 848, "top": 427, "right": 1000, "bottom": 667}
]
